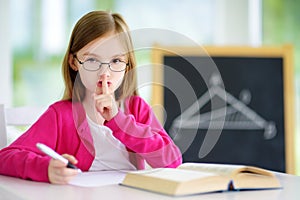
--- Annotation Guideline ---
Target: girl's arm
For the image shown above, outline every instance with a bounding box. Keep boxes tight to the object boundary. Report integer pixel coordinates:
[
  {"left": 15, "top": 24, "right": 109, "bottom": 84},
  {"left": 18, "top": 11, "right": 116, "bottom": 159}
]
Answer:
[
  {"left": 0, "top": 102, "right": 84, "bottom": 182},
  {"left": 0, "top": 107, "right": 57, "bottom": 182},
  {"left": 104, "top": 96, "right": 182, "bottom": 168}
]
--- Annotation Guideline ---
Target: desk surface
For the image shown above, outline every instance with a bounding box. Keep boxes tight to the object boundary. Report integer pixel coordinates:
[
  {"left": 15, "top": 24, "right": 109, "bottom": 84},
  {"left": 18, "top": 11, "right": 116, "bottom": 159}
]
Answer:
[{"left": 0, "top": 172, "right": 299, "bottom": 200}]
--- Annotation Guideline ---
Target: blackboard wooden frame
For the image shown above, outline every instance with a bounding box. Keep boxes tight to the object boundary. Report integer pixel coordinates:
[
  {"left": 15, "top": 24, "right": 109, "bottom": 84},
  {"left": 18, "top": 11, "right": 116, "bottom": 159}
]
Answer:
[{"left": 151, "top": 45, "right": 295, "bottom": 174}]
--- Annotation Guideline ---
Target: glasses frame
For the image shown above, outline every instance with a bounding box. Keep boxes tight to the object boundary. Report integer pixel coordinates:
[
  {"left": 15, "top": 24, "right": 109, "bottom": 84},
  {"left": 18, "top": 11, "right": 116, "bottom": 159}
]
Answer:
[{"left": 73, "top": 54, "right": 128, "bottom": 72}]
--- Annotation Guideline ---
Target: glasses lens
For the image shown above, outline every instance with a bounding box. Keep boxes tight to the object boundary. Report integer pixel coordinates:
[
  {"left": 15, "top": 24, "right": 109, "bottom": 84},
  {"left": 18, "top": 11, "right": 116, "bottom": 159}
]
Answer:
[
  {"left": 83, "top": 60, "right": 100, "bottom": 71},
  {"left": 110, "top": 61, "right": 127, "bottom": 72}
]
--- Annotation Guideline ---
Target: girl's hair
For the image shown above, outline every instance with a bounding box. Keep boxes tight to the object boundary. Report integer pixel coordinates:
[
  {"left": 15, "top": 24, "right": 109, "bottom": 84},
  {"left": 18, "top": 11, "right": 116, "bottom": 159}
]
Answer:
[{"left": 62, "top": 10, "right": 138, "bottom": 102}]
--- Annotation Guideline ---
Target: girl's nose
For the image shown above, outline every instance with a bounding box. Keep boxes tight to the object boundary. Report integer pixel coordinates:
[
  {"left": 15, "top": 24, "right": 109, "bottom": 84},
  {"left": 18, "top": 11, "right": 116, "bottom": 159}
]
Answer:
[{"left": 97, "top": 64, "right": 110, "bottom": 77}]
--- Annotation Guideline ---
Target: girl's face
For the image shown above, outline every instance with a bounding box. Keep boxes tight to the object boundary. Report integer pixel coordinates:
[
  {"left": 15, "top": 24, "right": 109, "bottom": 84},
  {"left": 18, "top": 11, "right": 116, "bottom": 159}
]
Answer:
[{"left": 73, "top": 33, "right": 127, "bottom": 97}]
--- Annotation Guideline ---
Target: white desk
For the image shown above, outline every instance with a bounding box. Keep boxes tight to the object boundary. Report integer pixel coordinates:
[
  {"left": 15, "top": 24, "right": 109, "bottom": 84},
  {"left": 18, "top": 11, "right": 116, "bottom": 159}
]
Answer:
[{"left": 0, "top": 172, "right": 299, "bottom": 200}]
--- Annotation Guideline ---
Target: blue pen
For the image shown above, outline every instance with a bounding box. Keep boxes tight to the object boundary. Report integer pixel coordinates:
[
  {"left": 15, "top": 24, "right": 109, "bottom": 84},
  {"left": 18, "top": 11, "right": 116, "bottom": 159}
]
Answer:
[{"left": 36, "top": 143, "right": 81, "bottom": 172}]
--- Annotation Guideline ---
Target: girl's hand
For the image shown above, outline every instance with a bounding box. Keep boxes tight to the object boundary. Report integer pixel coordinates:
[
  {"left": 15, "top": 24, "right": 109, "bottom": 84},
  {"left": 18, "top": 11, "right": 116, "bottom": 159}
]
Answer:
[
  {"left": 48, "top": 154, "right": 79, "bottom": 184},
  {"left": 94, "top": 76, "right": 118, "bottom": 121}
]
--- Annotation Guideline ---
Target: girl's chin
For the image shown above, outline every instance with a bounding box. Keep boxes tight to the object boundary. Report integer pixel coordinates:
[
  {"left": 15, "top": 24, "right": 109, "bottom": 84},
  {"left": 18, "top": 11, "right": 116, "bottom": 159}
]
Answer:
[{"left": 86, "top": 88, "right": 114, "bottom": 94}]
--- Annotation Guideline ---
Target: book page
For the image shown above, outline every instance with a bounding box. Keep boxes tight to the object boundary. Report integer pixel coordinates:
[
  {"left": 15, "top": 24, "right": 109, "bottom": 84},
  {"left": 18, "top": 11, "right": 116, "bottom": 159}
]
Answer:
[
  {"left": 178, "top": 163, "right": 246, "bottom": 176},
  {"left": 128, "top": 168, "right": 217, "bottom": 182},
  {"left": 129, "top": 168, "right": 216, "bottom": 182}
]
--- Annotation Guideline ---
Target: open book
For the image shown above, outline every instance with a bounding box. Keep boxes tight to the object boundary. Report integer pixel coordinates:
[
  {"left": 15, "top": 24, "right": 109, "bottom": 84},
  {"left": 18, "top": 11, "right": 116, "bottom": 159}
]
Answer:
[{"left": 120, "top": 162, "right": 281, "bottom": 196}]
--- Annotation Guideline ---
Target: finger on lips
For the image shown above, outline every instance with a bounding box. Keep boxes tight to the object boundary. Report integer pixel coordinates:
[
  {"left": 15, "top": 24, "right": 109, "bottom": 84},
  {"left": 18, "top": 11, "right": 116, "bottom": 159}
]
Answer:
[{"left": 102, "top": 76, "right": 108, "bottom": 94}]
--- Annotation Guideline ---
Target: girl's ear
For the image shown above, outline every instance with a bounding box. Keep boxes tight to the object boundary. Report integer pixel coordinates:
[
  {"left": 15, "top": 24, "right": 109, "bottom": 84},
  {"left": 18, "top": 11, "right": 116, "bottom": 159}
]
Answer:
[{"left": 69, "top": 54, "right": 78, "bottom": 71}]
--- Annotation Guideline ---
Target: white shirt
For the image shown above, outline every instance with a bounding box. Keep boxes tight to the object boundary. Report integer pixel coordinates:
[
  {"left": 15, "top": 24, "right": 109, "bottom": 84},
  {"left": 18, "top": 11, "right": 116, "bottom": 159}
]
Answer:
[{"left": 87, "top": 115, "right": 136, "bottom": 171}]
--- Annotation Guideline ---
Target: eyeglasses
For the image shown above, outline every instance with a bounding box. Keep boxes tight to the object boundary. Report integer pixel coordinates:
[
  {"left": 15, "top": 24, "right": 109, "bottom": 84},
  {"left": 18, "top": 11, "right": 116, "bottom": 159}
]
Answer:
[{"left": 74, "top": 54, "right": 128, "bottom": 72}]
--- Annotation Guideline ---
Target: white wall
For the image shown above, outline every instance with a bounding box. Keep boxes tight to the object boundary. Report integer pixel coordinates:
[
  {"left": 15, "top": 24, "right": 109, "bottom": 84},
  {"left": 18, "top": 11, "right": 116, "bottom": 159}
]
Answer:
[
  {"left": 214, "top": 0, "right": 261, "bottom": 46},
  {"left": 0, "top": 0, "right": 261, "bottom": 106},
  {"left": 0, "top": 0, "right": 12, "bottom": 106}
]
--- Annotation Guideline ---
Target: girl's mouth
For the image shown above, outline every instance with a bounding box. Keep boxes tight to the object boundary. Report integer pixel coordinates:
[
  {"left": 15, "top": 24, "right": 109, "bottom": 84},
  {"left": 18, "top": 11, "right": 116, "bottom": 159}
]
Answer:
[{"left": 97, "top": 80, "right": 111, "bottom": 87}]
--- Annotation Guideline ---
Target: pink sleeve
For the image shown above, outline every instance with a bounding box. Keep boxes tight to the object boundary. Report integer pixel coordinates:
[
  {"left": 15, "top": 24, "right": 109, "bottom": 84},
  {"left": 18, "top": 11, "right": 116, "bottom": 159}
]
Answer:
[
  {"left": 0, "top": 107, "right": 58, "bottom": 182},
  {"left": 105, "top": 96, "right": 182, "bottom": 168}
]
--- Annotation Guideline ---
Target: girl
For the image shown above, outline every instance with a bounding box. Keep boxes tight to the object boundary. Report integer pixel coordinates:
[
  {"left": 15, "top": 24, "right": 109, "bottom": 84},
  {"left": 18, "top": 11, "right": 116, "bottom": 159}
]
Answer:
[{"left": 0, "top": 11, "right": 182, "bottom": 184}]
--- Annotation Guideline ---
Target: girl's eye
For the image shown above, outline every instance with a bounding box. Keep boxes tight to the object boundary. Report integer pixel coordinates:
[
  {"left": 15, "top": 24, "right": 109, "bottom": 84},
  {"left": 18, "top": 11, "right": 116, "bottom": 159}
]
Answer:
[
  {"left": 112, "top": 58, "right": 122, "bottom": 64},
  {"left": 85, "top": 58, "right": 98, "bottom": 63}
]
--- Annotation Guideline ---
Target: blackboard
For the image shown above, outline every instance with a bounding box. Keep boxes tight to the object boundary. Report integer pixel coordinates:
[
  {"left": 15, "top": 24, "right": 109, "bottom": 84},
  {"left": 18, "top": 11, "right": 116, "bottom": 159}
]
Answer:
[{"left": 151, "top": 45, "right": 295, "bottom": 174}]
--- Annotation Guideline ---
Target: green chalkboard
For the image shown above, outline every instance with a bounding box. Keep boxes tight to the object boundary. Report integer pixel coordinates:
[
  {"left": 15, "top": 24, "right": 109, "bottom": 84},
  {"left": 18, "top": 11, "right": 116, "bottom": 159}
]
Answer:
[{"left": 151, "top": 45, "right": 295, "bottom": 174}]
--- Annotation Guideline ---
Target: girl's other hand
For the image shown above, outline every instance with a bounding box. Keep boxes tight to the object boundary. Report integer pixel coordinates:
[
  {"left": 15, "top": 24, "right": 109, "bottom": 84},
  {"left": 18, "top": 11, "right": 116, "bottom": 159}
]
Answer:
[
  {"left": 94, "top": 76, "right": 118, "bottom": 121},
  {"left": 48, "top": 154, "right": 79, "bottom": 184}
]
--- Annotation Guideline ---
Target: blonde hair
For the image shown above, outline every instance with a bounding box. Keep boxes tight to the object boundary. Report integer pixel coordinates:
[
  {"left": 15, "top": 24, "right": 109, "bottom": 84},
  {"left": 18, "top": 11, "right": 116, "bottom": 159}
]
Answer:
[{"left": 62, "top": 11, "right": 138, "bottom": 102}]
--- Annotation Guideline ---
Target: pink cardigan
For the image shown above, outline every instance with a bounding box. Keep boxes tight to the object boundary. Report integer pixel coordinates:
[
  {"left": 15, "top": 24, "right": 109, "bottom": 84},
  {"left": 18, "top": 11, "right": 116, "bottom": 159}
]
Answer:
[{"left": 0, "top": 96, "right": 182, "bottom": 182}]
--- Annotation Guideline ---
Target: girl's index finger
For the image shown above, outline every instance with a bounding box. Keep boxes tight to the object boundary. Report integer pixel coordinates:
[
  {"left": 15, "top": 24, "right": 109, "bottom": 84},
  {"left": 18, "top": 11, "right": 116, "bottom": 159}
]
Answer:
[{"left": 102, "top": 76, "right": 108, "bottom": 94}]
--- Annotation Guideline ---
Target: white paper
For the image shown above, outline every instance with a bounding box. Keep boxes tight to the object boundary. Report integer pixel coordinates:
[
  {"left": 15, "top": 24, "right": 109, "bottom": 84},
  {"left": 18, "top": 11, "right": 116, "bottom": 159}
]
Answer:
[{"left": 69, "top": 171, "right": 127, "bottom": 187}]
